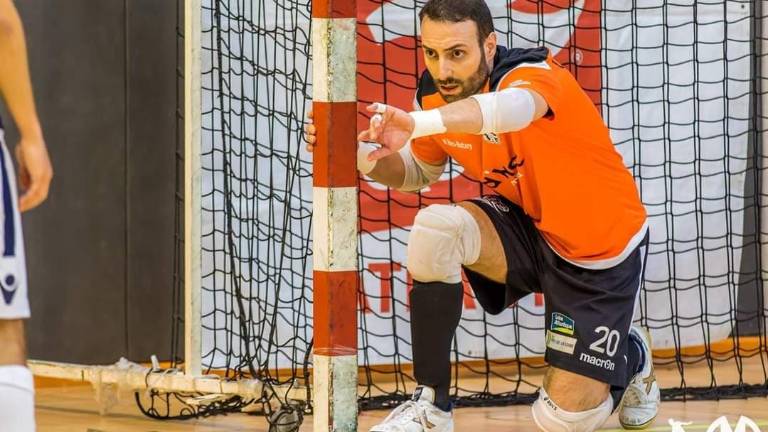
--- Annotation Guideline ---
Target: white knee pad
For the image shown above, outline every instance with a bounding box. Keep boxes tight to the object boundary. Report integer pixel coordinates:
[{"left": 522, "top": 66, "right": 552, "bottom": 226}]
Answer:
[
  {"left": 406, "top": 204, "right": 481, "bottom": 283},
  {"left": 532, "top": 388, "right": 612, "bottom": 432}
]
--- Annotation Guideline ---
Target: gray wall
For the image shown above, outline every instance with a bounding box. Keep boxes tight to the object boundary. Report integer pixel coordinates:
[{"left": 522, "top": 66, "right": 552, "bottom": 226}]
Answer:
[{"left": 1, "top": 0, "right": 177, "bottom": 363}]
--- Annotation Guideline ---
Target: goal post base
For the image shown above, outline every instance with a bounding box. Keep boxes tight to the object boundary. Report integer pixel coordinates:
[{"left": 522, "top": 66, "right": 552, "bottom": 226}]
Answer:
[{"left": 29, "top": 358, "right": 308, "bottom": 413}]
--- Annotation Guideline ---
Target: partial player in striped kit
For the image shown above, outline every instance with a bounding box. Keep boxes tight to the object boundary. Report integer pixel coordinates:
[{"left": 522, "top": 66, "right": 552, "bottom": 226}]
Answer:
[
  {"left": 305, "top": 0, "right": 659, "bottom": 431},
  {"left": 0, "top": 0, "right": 54, "bottom": 430}
]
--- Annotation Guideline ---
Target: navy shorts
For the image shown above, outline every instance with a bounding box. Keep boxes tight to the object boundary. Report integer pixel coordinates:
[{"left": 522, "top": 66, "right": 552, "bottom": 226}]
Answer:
[
  {"left": 0, "top": 129, "right": 29, "bottom": 320},
  {"left": 462, "top": 195, "right": 647, "bottom": 387}
]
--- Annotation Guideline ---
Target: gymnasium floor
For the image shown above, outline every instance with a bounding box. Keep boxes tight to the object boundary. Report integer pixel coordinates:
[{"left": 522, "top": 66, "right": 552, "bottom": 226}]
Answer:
[
  {"left": 35, "top": 390, "right": 768, "bottom": 432},
  {"left": 35, "top": 356, "right": 768, "bottom": 431}
]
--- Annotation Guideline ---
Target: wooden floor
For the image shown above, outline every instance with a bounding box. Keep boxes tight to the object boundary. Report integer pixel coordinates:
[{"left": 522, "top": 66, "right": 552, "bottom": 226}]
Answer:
[{"left": 35, "top": 356, "right": 768, "bottom": 431}]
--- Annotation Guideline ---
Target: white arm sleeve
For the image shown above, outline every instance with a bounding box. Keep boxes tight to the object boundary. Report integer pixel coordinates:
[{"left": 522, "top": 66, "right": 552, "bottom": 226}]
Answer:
[
  {"left": 398, "top": 143, "right": 446, "bottom": 192},
  {"left": 469, "top": 87, "right": 537, "bottom": 134}
]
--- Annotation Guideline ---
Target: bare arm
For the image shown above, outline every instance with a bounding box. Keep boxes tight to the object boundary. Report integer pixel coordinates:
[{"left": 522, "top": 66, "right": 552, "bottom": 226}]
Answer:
[
  {"left": 367, "top": 152, "right": 406, "bottom": 189},
  {"left": 304, "top": 88, "right": 545, "bottom": 187},
  {"left": 358, "top": 89, "right": 549, "bottom": 161},
  {"left": 0, "top": 0, "right": 40, "bottom": 138},
  {"left": 0, "top": 0, "right": 53, "bottom": 211}
]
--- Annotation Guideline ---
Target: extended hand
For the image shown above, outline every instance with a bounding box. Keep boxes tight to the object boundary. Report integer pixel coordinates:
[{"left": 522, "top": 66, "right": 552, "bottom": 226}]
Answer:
[{"left": 357, "top": 103, "right": 414, "bottom": 161}]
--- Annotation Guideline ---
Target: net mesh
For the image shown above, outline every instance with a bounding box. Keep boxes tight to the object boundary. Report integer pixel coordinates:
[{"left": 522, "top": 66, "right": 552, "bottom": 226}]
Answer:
[{"left": 160, "top": 0, "right": 768, "bottom": 421}]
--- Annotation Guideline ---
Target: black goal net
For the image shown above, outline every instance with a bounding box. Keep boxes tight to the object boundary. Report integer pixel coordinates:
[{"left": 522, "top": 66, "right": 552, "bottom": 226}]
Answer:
[{"left": 154, "top": 0, "right": 768, "bottom": 421}]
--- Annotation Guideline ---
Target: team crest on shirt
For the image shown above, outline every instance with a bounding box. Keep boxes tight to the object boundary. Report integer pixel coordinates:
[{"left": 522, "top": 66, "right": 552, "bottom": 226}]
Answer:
[
  {"left": 551, "top": 312, "right": 575, "bottom": 335},
  {"left": 483, "top": 133, "right": 500, "bottom": 145}
]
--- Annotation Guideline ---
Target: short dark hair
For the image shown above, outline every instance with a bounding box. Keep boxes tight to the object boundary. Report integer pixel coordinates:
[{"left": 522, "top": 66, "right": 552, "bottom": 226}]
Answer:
[{"left": 418, "top": 0, "right": 494, "bottom": 46}]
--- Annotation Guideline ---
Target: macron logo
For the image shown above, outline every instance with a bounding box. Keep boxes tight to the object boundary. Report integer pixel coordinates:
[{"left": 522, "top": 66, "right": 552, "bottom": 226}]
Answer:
[{"left": 579, "top": 352, "right": 615, "bottom": 371}]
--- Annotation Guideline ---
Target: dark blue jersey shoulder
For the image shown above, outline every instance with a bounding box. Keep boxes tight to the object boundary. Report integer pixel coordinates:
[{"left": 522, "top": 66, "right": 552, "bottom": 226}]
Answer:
[{"left": 415, "top": 46, "right": 549, "bottom": 108}]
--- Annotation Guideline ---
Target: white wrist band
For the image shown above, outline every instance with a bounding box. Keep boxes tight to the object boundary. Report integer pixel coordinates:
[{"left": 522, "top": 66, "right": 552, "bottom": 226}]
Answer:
[
  {"left": 357, "top": 142, "right": 378, "bottom": 175},
  {"left": 409, "top": 109, "right": 446, "bottom": 139}
]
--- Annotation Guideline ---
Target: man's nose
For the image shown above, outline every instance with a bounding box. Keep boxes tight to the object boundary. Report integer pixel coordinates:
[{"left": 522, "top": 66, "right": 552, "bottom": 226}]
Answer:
[{"left": 438, "top": 59, "right": 453, "bottom": 81}]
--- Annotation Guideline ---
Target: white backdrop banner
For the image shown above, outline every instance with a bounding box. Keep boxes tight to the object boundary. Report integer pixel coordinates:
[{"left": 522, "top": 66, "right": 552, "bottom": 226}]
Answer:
[{"left": 198, "top": 0, "right": 754, "bottom": 368}]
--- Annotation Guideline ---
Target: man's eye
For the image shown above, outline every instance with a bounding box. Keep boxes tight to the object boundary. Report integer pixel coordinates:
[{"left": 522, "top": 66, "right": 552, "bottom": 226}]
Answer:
[
  {"left": 453, "top": 50, "right": 464, "bottom": 58},
  {"left": 425, "top": 49, "right": 436, "bottom": 58}
]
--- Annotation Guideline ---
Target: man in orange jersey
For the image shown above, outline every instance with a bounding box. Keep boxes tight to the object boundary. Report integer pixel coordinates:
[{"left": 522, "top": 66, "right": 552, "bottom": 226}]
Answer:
[
  {"left": 0, "top": 0, "right": 54, "bottom": 430},
  {"left": 306, "top": 0, "right": 657, "bottom": 431}
]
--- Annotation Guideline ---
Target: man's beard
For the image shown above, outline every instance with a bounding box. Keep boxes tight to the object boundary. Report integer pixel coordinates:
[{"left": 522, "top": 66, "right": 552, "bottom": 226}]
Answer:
[{"left": 436, "top": 50, "right": 491, "bottom": 103}]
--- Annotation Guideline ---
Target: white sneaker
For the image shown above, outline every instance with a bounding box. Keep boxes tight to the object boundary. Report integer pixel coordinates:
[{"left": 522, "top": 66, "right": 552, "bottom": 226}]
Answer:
[
  {"left": 619, "top": 326, "right": 660, "bottom": 430},
  {"left": 369, "top": 386, "right": 454, "bottom": 432}
]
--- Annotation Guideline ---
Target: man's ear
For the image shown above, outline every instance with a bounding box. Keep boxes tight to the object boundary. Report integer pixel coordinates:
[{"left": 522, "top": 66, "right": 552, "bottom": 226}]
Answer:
[{"left": 484, "top": 31, "right": 497, "bottom": 63}]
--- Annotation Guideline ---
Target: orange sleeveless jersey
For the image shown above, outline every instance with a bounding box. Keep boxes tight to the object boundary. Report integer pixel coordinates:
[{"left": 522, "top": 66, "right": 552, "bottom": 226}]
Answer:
[{"left": 411, "top": 47, "right": 647, "bottom": 269}]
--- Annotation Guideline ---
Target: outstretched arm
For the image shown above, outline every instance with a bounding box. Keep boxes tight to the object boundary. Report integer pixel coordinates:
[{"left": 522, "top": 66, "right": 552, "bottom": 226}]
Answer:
[
  {"left": 358, "top": 88, "right": 549, "bottom": 161},
  {"left": 0, "top": 0, "right": 53, "bottom": 211}
]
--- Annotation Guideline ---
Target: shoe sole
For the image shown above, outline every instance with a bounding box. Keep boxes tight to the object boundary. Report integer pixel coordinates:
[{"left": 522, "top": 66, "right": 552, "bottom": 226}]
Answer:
[{"left": 620, "top": 414, "right": 657, "bottom": 430}]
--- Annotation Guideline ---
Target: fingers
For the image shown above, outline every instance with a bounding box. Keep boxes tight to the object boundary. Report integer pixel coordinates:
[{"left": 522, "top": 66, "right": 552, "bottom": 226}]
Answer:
[
  {"left": 19, "top": 169, "right": 53, "bottom": 212},
  {"left": 310, "top": 103, "right": 387, "bottom": 152},
  {"left": 366, "top": 103, "right": 388, "bottom": 114},
  {"left": 15, "top": 147, "right": 30, "bottom": 189},
  {"left": 304, "top": 112, "right": 316, "bottom": 152},
  {"left": 304, "top": 135, "right": 316, "bottom": 152},
  {"left": 305, "top": 141, "right": 316, "bottom": 153},
  {"left": 357, "top": 130, "right": 372, "bottom": 142},
  {"left": 14, "top": 138, "right": 53, "bottom": 212},
  {"left": 369, "top": 113, "right": 383, "bottom": 140},
  {"left": 18, "top": 166, "right": 30, "bottom": 190},
  {"left": 304, "top": 124, "right": 316, "bottom": 141},
  {"left": 367, "top": 147, "right": 392, "bottom": 161},
  {"left": 19, "top": 170, "right": 51, "bottom": 212},
  {"left": 363, "top": 102, "right": 387, "bottom": 141}
]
